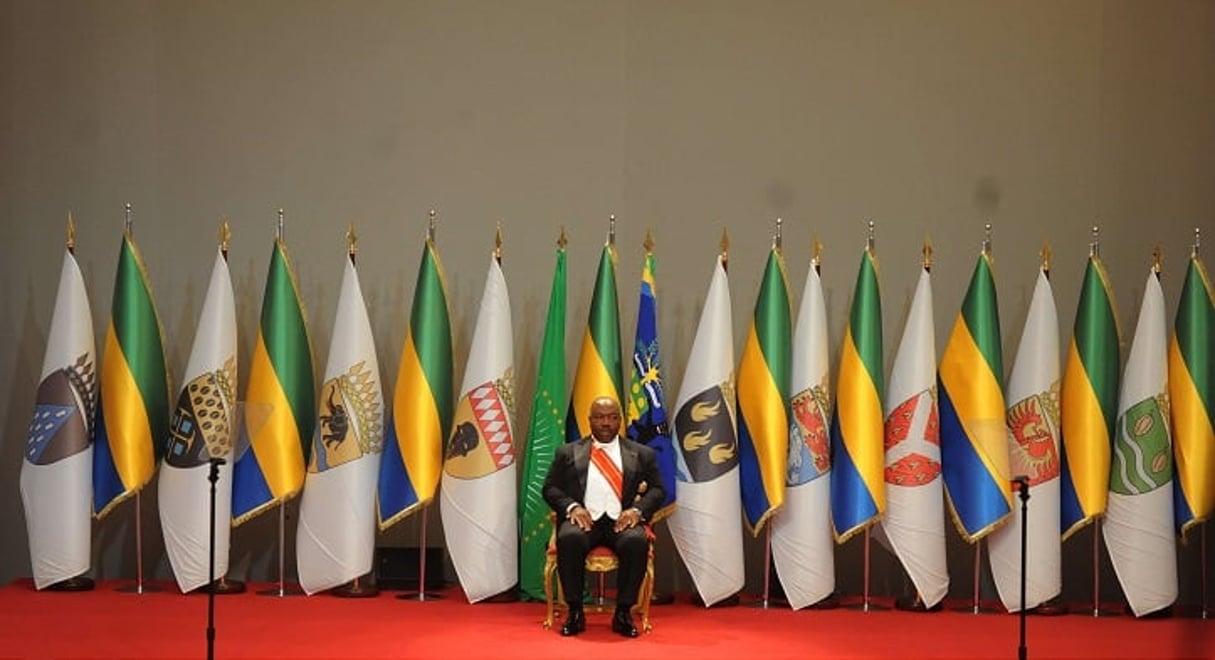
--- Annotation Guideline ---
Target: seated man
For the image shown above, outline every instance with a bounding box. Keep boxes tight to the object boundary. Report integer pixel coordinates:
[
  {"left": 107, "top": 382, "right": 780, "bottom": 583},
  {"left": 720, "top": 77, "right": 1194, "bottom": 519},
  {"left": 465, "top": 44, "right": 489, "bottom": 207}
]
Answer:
[{"left": 543, "top": 396, "right": 664, "bottom": 638}]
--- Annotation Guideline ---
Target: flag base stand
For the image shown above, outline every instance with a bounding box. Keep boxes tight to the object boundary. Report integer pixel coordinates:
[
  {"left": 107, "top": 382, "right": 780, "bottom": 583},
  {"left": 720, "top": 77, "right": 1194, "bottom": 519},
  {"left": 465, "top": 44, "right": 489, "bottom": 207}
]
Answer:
[
  {"left": 116, "top": 582, "right": 163, "bottom": 594},
  {"left": 332, "top": 577, "right": 379, "bottom": 599},
  {"left": 46, "top": 576, "right": 94, "bottom": 592},
  {"left": 805, "top": 593, "right": 840, "bottom": 610},
  {"left": 256, "top": 584, "right": 305, "bottom": 597},
  {"left": 396, "top": 590, "right": 445, "bottom": 601},
  {"left": 193, "top": 578, "right": 245, "bottom": 595},
  {"left": 1026, "top": 596, "right": 1068, "bottom": 616},
  {"left": 649, "top": 591, "right": 675, "bottom": 605}
]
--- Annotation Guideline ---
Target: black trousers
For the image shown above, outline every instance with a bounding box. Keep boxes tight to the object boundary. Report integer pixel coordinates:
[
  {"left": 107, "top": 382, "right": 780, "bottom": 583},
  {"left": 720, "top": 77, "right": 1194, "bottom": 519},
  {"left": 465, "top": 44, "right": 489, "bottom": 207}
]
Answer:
[{"left": 556, "top": 515, "right": 648, "bottom": 610}]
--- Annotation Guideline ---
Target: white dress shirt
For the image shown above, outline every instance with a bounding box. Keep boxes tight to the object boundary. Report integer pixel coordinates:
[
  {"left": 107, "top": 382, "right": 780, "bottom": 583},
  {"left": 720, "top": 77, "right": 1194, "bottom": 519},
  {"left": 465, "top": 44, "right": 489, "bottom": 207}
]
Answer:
[{"left": 584, "top": 438, "right": 623, "bottom": 521}]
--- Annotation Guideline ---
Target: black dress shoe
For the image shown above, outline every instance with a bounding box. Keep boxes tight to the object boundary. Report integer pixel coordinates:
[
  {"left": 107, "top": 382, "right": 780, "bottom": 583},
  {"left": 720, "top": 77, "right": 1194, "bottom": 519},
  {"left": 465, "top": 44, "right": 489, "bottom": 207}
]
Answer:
[
  {"left": 611, "top": 609, "right": 639, "bottom": 638},
  {"left": 560, "top": 608, "right": 586, "bottom": 637}
]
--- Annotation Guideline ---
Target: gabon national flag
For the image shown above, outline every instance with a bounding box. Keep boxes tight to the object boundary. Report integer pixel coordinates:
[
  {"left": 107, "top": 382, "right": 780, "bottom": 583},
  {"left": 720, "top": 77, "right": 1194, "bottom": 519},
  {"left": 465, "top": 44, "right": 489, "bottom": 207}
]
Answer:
[
  {"left": 1170, "top": 244, "right": 1214, "bottom": 537},
  {"left": 565, "top": 240, "right": 622, "bottom": 440}
]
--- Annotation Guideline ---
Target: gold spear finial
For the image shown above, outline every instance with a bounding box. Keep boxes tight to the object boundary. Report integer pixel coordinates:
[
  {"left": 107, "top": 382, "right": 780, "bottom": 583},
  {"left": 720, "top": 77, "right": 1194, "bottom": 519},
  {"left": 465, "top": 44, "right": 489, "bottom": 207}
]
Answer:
[
  {"left": 1090, "top": 225, "right": 1100, "bottom": 258},
  {"left": 644, "top": 229, "right": 654, "bottom": 255},
  {"left": 219, "top": 217, "right": 231, "bottom": 257},
  {"left": 1041, "top": 241, "right": 1052, "bottom": 276},
  {"left": 494, "top": 222, "right": 503, "bottom": 264},
  {"left": 720, "top": 227, "right": 730, "bottom": 272},
  {"left": 812, "top": 235, "right": 823, "bottom": 272},
  {"left": 346, "top": 221, "right": 358, "bottom": 259},
  {"left": 66, "top": 212, "right": 76, "bottom": 253},
  {"left": 1152, "top": 244, "right": 1162, "bottom": 275},
  {"left": 922, "top": 238, "right": 933, "bottom": 271},
  {"left": 558, "top": 225, "right": 567, "bottom": 249}
]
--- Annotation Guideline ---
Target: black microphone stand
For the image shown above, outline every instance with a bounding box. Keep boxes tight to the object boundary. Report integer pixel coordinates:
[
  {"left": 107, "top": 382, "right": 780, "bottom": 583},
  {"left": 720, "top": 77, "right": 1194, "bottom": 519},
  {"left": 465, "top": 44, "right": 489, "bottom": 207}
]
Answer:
[
  {"left": 1013, "top": 476, "right": 1030, "bottom": 660},
  {"left": 207, "top": 457, "right": 226, "bottom": 660}
]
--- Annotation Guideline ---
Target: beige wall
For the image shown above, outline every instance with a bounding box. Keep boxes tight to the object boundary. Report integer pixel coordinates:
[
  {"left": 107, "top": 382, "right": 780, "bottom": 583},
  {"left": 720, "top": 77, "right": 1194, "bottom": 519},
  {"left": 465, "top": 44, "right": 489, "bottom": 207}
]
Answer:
[{"left": 2, "top": 0, "right": 1212, "bottom": 603}]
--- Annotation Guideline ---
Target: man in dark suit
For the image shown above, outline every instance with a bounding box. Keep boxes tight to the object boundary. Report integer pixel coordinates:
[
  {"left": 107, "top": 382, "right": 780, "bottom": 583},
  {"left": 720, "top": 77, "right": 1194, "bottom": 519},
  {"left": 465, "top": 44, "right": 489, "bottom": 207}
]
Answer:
[{"left": 543, "top": 396, "right": 665, "bottom": 638}]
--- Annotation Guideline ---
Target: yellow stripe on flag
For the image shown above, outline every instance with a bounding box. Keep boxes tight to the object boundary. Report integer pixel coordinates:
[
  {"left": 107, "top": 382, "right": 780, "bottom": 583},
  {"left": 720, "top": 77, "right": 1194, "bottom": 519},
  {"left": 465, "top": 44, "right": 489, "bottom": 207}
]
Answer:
[
  {"left": 247, "top": 334, "right": 305, "bottom": 502},
  {"left": 1169, "top": 339, "right": 1215, "bottom": 534},
  {"left": 568, "top": 330, "right": 621, "bottom": 439},
  {"left": 737, "top": 326, "right": 787, "bottom": 519},
  {"left": 1061, "top": 341, "right": 1112, "bottom": 537},
  {"left": 836, "top": 328, "right": 886, "bottom": 511},
  {"left": 393, "top": 333, "right": 444, "bottom": 509},
  {"left": 98, "top": 324, "right": 155, "bottom": 511}
]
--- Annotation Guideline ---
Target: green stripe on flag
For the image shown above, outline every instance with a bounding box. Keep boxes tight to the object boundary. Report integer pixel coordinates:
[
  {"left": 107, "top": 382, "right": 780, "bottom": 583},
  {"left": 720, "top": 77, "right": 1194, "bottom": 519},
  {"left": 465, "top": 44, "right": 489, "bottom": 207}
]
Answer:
[
  {"left": 410, "top": 243, "right": 454, "bottom": 438},
  {"left": 1075, "top": 257, "right": 1120, "bottom": 429},
  {"left": 754, "top": 249, "right": 791, "bottom": 393},
  {"left": 961, "top": 254, "right": 1003, "bottom": 391},
  {"left": 589, "top": 245, "right": 623, "bottom": 400},
  {"left": 262, "top": 242, "right": 316, "bottom": 459},
  {"left": 115, "top": 235, "right": 169, "bottom": 456},
  {"left": 850, "top": 250, "right": 884, "bottom": 396},
  {"left": 1177, "top": 258, "right": 1213, "bottom": 413}
]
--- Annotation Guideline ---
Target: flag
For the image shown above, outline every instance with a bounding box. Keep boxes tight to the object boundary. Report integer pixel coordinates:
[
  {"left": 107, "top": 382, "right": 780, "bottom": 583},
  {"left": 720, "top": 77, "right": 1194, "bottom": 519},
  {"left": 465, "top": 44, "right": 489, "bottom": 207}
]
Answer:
[
  {"left": 21, "top": 245, "right": 97, "bottom": 589},
  {"left": 1170, "top": 251, "right": 1214, "bottom": 537},
  {"left": 771, "top": 252, "right": 835, "bottom": 608},
  {"left": 625, "top": 243, "right": 677, "bottom": 522},
  {"left": 668, "top": 252, "right": 745, "bottom": 606},
  {"left": 441, "top": 253, "right": 517, "bottom": 603},
  {"left": 378, "top": 238, "right": 452, "bottom": 528},
  {"left": 989, "top": 264, "right": 1063, "bottom": 612},
  {"left": 830, "top": 246, "right": 885, "bottom": 541},
  {"left": 518, "top": 239, "right": 566, "bottom": 602},
  {"left": 93, "top": 231, "right": 170, "bottom": 518},
  {"left": 565, "top": 242, "right": 622, "bottom": 441},
  {"left": 158, "top": 247, "right": 237, "bottom": 592},
  {"left": 232, "top": 239, "right": 316, "bottom": 523},
  {"left": 939, "top": 251, "right": 1012, "bottom": 541},
  {"left": 738, "top": 245, "right": 791, "bottom": 534},
  {"left": 1060, "top": 253, "right": 1119, "bottom": 539},
  {"left": 878, "top": 265, "right": 948, "bottom": 608},
  {"left": 1104, "top": 266, "right": 1177, "bottom": 617},
  {"left": 297, "top": 252, "right": 384, "bottom": 594}
]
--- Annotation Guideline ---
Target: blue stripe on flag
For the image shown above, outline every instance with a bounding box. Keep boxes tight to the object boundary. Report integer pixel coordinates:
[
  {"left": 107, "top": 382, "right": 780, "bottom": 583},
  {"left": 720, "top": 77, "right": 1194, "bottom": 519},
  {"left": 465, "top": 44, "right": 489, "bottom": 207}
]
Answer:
[
  {"left": 91, "top": 400, "right": 125, "bottom": 515},
  {"left": 377, "top": 416, "right": 419, "bottom": 521},
  {"left": 829, "top": 412, "right": 878, "bottom": 533},
  {"left": 232, "top": 450, "right": 273, "bottom": 520},
  {"left": 938, "top": 381, "right": 1011, "bottom": 535},
  {"left": 737, "top": 409, "right": 770, "bottom": 527}
]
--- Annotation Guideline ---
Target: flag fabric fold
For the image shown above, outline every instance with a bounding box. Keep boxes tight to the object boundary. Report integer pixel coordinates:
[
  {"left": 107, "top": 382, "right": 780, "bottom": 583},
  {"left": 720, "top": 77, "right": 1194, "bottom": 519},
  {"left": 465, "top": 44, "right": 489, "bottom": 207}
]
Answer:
[
  {"left": 878, "top": 266, "right": 948, "bottom": 608},
  {"left": 1170, "top": 252, "right": 1214, "bottom": 537},
  {"left": 93, "top": 232, "right": 170, "bottom": 518},
  {"left": 441, "top": 255, "right": 517, "bottom": 603},
  {"left": 771, "top": 259, "right": 834, "bottom": 608},
  {"left": 625, "top": 249, "right": 677, "bottom": 522},
  {"left": 232, "top": 239, "right": 316, "bottom": 524},
  {"left": 989, "top": 266, "right": 1063, "bottom": 611},
  {"left": 22, "top": 248, "right": 97, "bottom": 588},
  {"left": 738, "top": 246, "right": 791, "bottom": 534},
  {"left": 939, "top": 251, "right": 1012, "bottom": 542},
  {"left": 297, "top": 255, "right": 384, "bottom": 595},
  {"left": 565, "top": 243, "right": 622, "bottom": 441},
  {"left": 158, "top": 248, "right": 238, "bottom": 592},
  {"left": 830, "top": 247, "right": 885, "bottom": 541},
  {"left": 518, "top": 244, "right": 566, "bottom": 601},
  {"left": 378, "top": 239, "right": 452, "bottom": 528},
  {"left": 1060, "top": 254, "right": 1120, "bottom": 539},
  {"left": 1104, "top": 268, "right": 1177, "bottom": 617},
  {"left": 668, "top": 255, "right": 744, "bottom": 606}
]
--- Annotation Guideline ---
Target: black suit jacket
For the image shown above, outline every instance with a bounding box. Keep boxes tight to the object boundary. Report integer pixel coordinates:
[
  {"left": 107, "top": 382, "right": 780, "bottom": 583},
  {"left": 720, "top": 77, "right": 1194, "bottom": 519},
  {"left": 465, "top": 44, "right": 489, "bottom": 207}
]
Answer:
[{"left": 543, "top": 436, "right": 665, "bottom": 522}]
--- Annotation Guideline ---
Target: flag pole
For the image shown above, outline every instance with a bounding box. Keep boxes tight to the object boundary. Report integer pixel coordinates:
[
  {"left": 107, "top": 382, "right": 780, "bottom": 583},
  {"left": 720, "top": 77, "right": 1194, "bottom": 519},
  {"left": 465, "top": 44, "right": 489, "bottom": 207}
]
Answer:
[{"left": 1089, "top": 224, "right": 1102, "bottom": 618}]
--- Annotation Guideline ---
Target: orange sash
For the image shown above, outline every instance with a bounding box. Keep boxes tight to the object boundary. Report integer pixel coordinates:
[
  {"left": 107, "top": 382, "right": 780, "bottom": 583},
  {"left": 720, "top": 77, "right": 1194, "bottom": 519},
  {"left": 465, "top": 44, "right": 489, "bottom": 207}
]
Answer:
[{"left": 590, "top": 444, "right": 623, "bottom": 502}]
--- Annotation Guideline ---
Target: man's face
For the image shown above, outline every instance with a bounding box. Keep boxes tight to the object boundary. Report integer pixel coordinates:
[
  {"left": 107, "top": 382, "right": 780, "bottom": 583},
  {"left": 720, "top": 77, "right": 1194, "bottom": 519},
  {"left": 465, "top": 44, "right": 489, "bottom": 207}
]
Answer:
[{"left": 588, "top": 399, "right": 622, "bottom": 443}]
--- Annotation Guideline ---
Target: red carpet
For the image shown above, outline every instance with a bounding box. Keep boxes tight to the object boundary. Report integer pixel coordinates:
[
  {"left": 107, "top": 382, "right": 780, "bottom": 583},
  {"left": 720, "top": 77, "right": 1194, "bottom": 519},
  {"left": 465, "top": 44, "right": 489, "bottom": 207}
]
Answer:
[{"left": 0, "top": 580, "right": 1210, "bottom": 659}]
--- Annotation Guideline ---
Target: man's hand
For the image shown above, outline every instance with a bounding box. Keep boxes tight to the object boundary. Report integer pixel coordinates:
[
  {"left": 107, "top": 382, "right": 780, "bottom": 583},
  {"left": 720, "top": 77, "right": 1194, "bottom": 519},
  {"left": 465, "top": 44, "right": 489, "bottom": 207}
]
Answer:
[
  {"left": 568, "top": 505, "right": 593, "bottom": 531},
  {"left": 613, "top": 507, "right": 643, "bottom": 533}
]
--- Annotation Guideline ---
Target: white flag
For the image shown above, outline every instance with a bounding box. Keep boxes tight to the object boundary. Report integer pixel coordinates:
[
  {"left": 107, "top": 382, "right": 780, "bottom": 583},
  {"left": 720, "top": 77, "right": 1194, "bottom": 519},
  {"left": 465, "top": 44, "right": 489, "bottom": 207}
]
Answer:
[
  {"left": 771, "top": 260, "right": 834, "bottom": 608},
  {"left": 440, "top": 256, "right": 517, "bottom": 603},
  {"left": 158, "top": 248, "right": 238, "bottom": 593},
  {"left": 990, "top": 267, "right": 1062, "bottom": 611},
  {"left": 877, "top": 267, "right": 949, "bottom": 608},
  {"left": 1104, "top": 268, "right": 1177, "bottom": 617},
  {"left": 668, "top": 256, "right": 744, "bottom": 606},
  {"left": 297, "top": 255, "right": 384, "bottom": 595},
  {"left": 21, "top": 249, "right": 97, "bottom": 589}
]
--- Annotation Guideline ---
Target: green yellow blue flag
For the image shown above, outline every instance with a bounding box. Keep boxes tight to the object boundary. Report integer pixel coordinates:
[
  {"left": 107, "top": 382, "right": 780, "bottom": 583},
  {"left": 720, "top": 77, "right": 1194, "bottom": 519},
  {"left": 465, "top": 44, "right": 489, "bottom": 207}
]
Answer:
[
  {"left": 519, "top": 238, "right": 566, "bottom": 601},
  {"left": 378, "top": 238, "right": 453, "bottom": 528},
  {"left": 93, "top": 231, "right": 170, "bottom": 518},
  {"left": 737, "top": 244, "right": 791, "bottom": 535},
  {"left": 1170, "top": 250, "right": 1214, "bottom": 537},
  {"left": 232, "top": 238, "right": 316, "bottom": 523},
  {"left": 829, "top": 246, "right": 884, "bottom": 541},
  {"left": 1060, "top": 252, "right": 1119, "bottom": 539},
  {"left": 565, "top": 242, "right": 622, "bottom": 441},
  {"left": 938, "top": 251, "right": 1012, "bottom": 542}
]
